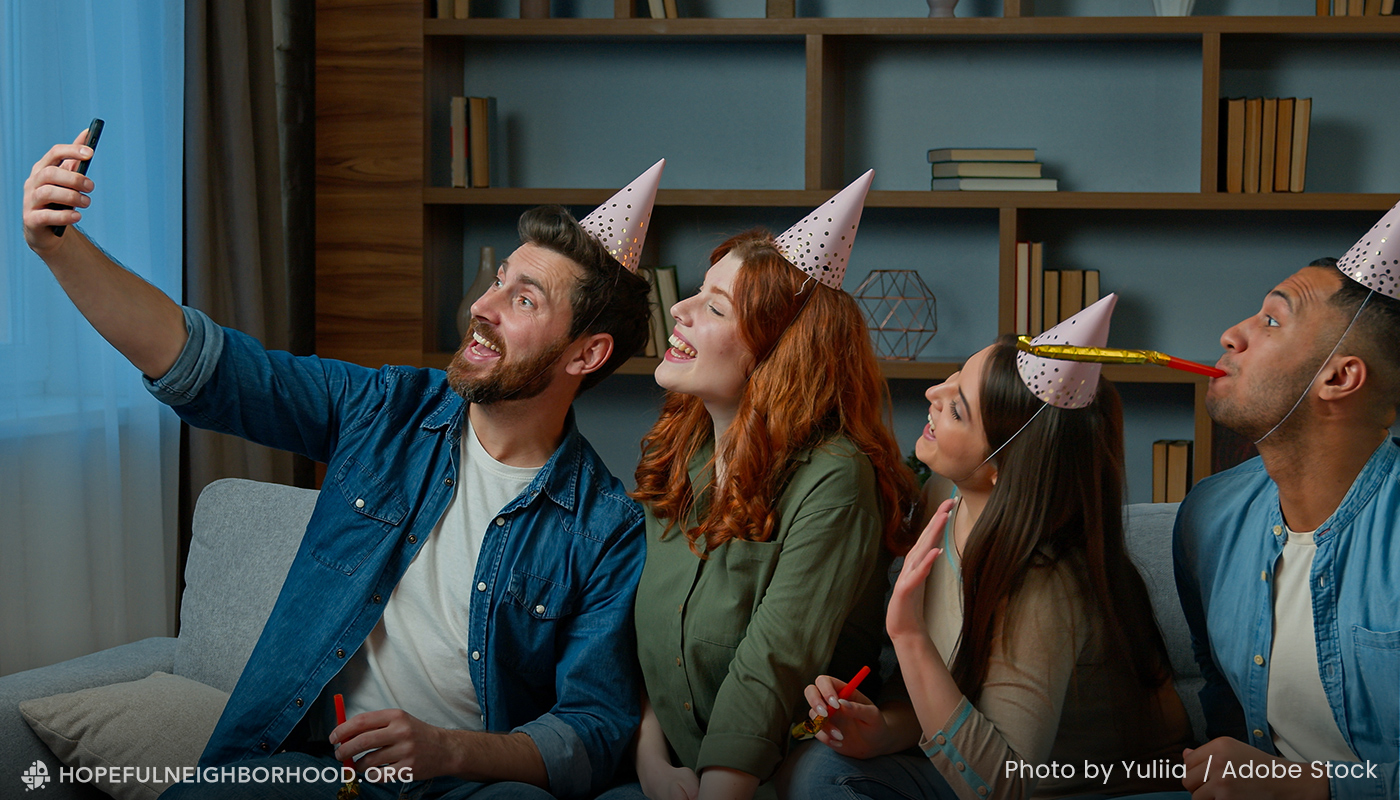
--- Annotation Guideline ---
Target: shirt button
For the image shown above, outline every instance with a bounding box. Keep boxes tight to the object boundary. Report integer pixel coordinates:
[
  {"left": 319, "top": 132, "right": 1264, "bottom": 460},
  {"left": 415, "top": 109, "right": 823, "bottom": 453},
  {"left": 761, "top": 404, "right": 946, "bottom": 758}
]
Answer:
[
  {"left": 260, "top": 741, "right": 269, "bottom": 751},
  {"left": 295, "top": 697, "right": 304, "bottom": 707},
  {"left": 355, "top": 498, "right": 365, "bottom": 509},
  {"left": 336, "top": 648, "right": 345, "bottom": 658},
  {"left": 676, "top": 657, "right": 682, "bottom": 667},
  {"left": 407, "top": 534, "right": 418, "bottom": 544},
  {"left": 1254, "top": 654, "right": 1265, "bottom": 666},
  {"left": 372, "top": 593, "right": 382, "bottom": 603},
  {"left": 535, "top": 604, "right": 546, "bottom": 614},
  {"left": 1253, "top": 728, "right": 1265, "bottom": 738},
  {"left": 683, "top": 702, "right": 691, "bottom": 711},
  {"left": 1261, "top": 571, "right": 1267, "bottom": 581},
  {"left": 494, "top": 517, "right": 505, "bottom": 527},
  {"left": 935, "top": 734, "right": 946, "bottom": 745},
  {"left": 977, "top": 788, "right": 987, "bottom": 797},
  {"left": 1272, "top": 525, "right": 1282, "bottom": 535},
  {"left": 477, "top": 582, "right": 487, "bottom": 592},
  {"left": 444, "top": 478, "right": 454, "bottom": 487},
  {"left": 956, "top": 762, "right": 965, "bottom": 772},
  {"left": 472, "top": 650, "right": 481, "bottom": 661}
]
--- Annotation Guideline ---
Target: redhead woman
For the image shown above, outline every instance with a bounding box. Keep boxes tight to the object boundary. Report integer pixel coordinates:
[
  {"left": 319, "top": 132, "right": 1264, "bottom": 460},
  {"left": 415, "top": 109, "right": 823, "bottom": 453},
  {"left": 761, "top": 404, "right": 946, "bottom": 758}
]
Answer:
[
  {"left": 599, "top": 173, "right": 917, "bottom": 800},
  {"left": 784, "top": 296, "right": 1194, "bottom": 800}
]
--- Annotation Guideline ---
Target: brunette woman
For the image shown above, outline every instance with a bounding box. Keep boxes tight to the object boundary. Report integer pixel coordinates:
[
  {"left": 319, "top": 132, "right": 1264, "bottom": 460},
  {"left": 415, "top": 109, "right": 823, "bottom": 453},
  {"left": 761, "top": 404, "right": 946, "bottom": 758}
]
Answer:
[{"left": 785, "top": 296, "right": 1194, "bottom": 800}]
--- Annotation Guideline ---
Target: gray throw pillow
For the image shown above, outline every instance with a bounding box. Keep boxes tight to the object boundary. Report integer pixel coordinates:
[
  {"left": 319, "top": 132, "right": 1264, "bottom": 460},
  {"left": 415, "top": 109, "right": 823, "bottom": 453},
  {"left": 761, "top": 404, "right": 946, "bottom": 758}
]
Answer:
[{"left": 19, "top": 672, "right": 228, "bottom": 800}]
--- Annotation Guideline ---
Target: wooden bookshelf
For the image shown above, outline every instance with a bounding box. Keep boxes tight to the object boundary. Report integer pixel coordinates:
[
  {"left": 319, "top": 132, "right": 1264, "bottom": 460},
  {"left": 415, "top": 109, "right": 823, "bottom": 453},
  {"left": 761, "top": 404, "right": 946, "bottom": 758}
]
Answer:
[
  {"left": 317, "top": 2, "right": 1400, "bottom": 487},
  {"left": 424, "top": 187, "right": 1400, "bottom": 211}
]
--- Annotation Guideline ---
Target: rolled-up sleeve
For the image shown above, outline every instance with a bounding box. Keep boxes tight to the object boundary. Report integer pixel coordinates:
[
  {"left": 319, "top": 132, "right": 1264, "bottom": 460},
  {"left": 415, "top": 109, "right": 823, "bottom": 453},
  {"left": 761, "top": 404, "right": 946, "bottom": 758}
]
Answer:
[{"left": 143, "top": 306, "right": 224, "bottom": 406}]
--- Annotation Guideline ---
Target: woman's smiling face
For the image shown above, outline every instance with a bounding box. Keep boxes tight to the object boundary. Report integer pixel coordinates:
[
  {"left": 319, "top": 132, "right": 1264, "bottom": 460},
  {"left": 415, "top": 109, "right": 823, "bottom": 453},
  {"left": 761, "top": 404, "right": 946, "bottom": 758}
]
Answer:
[
  {"left": 916, "top": 344, "right": 995, "bottom": 486},
  {"left": 654, "top": 251, "right": 755, "bottom": 413}
]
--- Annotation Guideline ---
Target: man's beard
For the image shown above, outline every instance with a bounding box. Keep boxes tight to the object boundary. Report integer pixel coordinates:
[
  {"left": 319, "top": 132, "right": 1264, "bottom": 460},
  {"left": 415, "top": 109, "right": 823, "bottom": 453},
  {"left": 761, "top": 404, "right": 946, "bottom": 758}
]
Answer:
[
  {"left": 446, "top": 320, "right": 570, "bottom": 405},
  {"left": 1206, "top": 350, "right": 1323, "bottom": 443}
]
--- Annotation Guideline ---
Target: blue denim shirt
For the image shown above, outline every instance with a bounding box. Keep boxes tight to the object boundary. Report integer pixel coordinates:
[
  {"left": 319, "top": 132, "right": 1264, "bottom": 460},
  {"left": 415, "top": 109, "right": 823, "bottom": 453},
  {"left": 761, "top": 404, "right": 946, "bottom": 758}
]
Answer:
[
  {"left": 146, "top": 308, "right": 645, "bottom": 799},
  {"left": 1174, "top": 438, "right": 1400, "bottom": 800}
]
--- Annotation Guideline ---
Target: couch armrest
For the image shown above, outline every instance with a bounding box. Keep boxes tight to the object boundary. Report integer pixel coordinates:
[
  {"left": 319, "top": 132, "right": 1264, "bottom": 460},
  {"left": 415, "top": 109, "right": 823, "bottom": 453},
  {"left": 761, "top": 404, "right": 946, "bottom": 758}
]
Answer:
[{"left": 0, "top": 637, "right": 177, "bottom": 799}]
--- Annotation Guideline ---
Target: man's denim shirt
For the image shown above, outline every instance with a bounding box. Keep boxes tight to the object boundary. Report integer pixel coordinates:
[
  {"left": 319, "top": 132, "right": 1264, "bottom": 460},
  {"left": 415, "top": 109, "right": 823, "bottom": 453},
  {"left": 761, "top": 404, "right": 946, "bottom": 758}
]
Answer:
[
  {"left": 146, "top": 308, "right": 646, "bottom": 799},
  {"left": 1174, "top": 438, "right": 1400, "bottom": 800}
]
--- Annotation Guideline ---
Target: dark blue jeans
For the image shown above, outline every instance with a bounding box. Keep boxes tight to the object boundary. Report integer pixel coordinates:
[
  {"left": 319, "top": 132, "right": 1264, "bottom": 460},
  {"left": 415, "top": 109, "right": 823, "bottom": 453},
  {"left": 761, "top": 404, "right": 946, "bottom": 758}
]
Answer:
[{"left": 160, "top": 752, "right": 554, "bottom": 800}]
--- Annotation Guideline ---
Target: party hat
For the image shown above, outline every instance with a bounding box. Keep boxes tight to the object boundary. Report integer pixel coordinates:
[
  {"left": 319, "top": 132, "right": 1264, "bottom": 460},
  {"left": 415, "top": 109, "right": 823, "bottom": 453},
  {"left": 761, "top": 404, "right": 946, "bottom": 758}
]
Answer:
[
  {"left": 578, "top": 159, "right": 665, "bottom": 273},
  {"left": 773, "top": 170, "right": 874, "bottom": 289},
  {"left": 1337, "top": 200, "right": 1400, "bottom": 300},
  {"left": 1016, "top": 294, "right": 1118, "bottom": 409}
]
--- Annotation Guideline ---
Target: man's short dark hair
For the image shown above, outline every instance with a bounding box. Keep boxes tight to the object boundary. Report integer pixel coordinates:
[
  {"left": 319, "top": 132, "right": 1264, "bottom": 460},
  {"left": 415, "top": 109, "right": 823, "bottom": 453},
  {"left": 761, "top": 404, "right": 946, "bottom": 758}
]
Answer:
[
  {"left": 1311, "top": 257, "right": 1400, "bottom": 409},
  {"left": 517, "top": 205, "right": 652, "bottom": 395}
]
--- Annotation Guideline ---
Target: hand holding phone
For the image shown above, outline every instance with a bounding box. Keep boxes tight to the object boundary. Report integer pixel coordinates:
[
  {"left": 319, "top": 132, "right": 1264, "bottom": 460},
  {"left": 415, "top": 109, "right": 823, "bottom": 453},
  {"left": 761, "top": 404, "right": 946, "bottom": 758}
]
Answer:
[{"left": 49, "top": 118, "right": 104, "bottom": 237}]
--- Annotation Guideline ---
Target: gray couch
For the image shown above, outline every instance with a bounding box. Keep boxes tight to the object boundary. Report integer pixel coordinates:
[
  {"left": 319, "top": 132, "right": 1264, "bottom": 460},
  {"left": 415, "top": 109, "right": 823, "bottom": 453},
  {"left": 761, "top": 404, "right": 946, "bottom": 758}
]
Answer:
[{"left": 0, "top": 480, "right": 1202, "bottom": 799}]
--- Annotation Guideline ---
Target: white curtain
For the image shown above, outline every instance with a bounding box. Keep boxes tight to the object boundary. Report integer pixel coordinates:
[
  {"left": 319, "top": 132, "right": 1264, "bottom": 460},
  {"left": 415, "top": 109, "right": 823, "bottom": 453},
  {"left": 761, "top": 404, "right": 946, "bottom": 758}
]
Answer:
[{"left": 0, "top": 1, "right": 183, "bottom": 675}]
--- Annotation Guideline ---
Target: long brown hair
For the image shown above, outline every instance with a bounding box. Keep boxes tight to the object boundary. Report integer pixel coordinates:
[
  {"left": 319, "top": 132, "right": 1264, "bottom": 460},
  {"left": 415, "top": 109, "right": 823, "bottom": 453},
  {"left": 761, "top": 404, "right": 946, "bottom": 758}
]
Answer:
[
  {"left": 632, "top": 230, "right": 917, "bottom": 555},
  {"left": 950, "top": 335, "right": 1173, "bottom": 704}
]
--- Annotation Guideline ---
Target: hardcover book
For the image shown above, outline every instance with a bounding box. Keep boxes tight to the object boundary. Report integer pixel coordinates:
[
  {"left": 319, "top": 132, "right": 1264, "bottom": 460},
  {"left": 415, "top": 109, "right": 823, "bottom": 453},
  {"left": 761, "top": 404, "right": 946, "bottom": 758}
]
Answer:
[
  {"left": 932, "top": 162, "right": 1042, "bottom": 179},
  {"left": 927, "top": 148, "right": 1036, "bottom": 163},
  {"left": 930, "top": 177, "right": 1057, "bottom": 192}
]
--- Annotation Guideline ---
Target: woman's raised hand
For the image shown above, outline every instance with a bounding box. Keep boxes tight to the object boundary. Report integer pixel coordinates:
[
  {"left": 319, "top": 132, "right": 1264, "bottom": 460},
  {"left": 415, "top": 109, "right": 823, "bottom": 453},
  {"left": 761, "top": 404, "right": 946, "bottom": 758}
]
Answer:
[{"left": 886, "top": 498, "right": 952, "bottom": 643}]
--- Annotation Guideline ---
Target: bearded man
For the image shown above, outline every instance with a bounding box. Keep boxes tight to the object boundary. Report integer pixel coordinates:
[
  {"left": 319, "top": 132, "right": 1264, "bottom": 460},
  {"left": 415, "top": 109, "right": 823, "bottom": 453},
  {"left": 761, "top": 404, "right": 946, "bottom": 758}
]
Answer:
[
  {"left": 1173, "top": 209, "right": 1400, "bottom": 800},
  {"left": 22, "top": 133, "right": 661, "bottom": 800}
]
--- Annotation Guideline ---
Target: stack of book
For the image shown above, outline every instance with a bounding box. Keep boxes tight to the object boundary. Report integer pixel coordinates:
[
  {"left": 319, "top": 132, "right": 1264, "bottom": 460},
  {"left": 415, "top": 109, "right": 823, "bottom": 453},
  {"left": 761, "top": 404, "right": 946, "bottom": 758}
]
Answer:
[
  {"left": 646, "top": 0, "right": 680, "bottom": 18},
  {"left": 1220, "top": 97, "right": 1311, "bottom": 193},
  {"left": 1012, "top": 242, "right": 1100, "bottom": 336},
  {"left": 641, "top": 265, "right": 680, "bottom": 358},
  {"left": 1152, "top": 440, "right": 1194, "bottom": 503},
  {"left": 449, "top": 96, "right": 503, "bottom": 188},
  {"left": 1316, "top": 0, "right": 1394, "bottom": 14},
  {"left": 928, "top": 148, "right": 1057, "bottom": 192}
]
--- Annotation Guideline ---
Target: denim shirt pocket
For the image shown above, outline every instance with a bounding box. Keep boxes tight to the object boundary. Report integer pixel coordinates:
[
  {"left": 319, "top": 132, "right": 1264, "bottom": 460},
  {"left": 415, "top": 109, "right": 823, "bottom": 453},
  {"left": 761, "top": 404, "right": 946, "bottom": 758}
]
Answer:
[
  {"left": 503, "top": 570, "right": 577, "bottom": 676},
  {"left": 1351, "top": 625, "right": 1400, "bottom": 748},
  {"left": 317, "top": 456, "right": 410, "bottom": 574}
]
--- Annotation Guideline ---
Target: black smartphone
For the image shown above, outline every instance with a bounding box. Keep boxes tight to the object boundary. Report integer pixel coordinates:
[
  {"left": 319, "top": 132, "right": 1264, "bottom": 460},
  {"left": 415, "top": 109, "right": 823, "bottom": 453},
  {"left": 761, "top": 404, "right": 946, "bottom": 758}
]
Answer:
[{"left": 50, "top": 117, "right": 104, "bottom": 237}]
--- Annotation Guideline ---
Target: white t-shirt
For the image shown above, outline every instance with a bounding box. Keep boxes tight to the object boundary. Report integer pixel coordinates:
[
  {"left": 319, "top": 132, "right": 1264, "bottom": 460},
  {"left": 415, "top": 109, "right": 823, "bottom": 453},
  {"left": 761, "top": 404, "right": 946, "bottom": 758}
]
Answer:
[
  {"left": 1267, "top": 525, "right": 1358, "bottom": 763},
  {"left": 338, "top": 419, "right": 539, "bottom": 730}
]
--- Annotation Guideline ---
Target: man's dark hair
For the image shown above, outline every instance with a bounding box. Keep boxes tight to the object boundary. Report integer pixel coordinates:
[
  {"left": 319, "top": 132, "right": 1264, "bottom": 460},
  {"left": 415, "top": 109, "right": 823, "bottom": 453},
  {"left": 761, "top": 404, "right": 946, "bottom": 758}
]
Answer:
[
  {"left": 1310, "top": 257, "right": 1400, "bottom": 409},
  {"left": 517, "top": 205, "right": 652, "bottom": 395}
]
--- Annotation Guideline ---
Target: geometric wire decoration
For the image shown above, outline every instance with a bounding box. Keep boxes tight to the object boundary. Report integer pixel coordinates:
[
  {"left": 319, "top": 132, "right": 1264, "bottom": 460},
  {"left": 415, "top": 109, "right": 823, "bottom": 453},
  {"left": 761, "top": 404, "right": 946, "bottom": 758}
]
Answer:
[{"left": 852, "top": 270, "right": 939, "bottom": 360}]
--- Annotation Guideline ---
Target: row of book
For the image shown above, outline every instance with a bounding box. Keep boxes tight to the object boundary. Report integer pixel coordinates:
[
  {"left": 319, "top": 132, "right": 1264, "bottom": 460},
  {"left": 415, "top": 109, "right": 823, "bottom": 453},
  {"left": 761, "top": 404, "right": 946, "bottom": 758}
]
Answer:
[
  {"left": 449, "top": 96, "right": 502, "bottom": 188},
  {"left": 434, "top": 0, "right": 470, "bottom": 18},
  {"left": 1220, "top": 97, "right": 1311, "bottom": 194},
  {"left": 1152, "top": 440, "right": 1194, "bottom": 503},
  {"left": 641, "top": 265, "right": 681, "bottom": 358},
  {"left": 1012, "top": 242, "right": 1101, "bottom": 337},
  {"left": 1316, "top": 0, "right": 1395, "bottom": 13},
  {"left": 927, "top": 148, "right": 1058, "bottom": 192}
]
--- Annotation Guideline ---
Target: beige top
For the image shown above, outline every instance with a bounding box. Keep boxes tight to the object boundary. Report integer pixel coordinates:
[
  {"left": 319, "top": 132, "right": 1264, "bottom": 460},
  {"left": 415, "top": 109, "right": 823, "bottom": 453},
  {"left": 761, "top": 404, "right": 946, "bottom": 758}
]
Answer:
[{"left": 915, "top": 499, "right": 1194, "bottom": 800}]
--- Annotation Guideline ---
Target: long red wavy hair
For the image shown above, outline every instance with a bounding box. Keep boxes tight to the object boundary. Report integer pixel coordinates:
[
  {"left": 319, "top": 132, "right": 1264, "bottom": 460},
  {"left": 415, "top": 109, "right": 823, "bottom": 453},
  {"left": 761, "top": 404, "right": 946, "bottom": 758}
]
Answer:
[{"left": 632, "top": 230, "right": 918, "bottom": 555}]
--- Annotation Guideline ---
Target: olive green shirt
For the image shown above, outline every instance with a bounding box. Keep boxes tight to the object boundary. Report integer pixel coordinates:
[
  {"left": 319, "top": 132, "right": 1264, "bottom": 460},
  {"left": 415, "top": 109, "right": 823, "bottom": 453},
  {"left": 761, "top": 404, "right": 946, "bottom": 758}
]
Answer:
[{"left": 635, "top": 436, "right": 889, "bottom": 784}]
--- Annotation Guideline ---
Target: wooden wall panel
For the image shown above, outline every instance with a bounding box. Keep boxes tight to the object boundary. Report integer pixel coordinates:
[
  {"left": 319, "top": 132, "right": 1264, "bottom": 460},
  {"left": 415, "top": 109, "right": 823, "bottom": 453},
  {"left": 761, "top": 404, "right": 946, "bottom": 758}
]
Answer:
[{"left": 316, "top": 0, "right": 424, "bottom": 367}]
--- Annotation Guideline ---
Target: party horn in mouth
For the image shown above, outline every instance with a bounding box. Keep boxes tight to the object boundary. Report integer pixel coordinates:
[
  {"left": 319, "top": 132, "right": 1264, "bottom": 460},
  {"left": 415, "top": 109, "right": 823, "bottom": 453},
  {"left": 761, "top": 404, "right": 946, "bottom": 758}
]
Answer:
[{"left": 1015, "top": 336, "right": 1226, "bottom": 378}]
